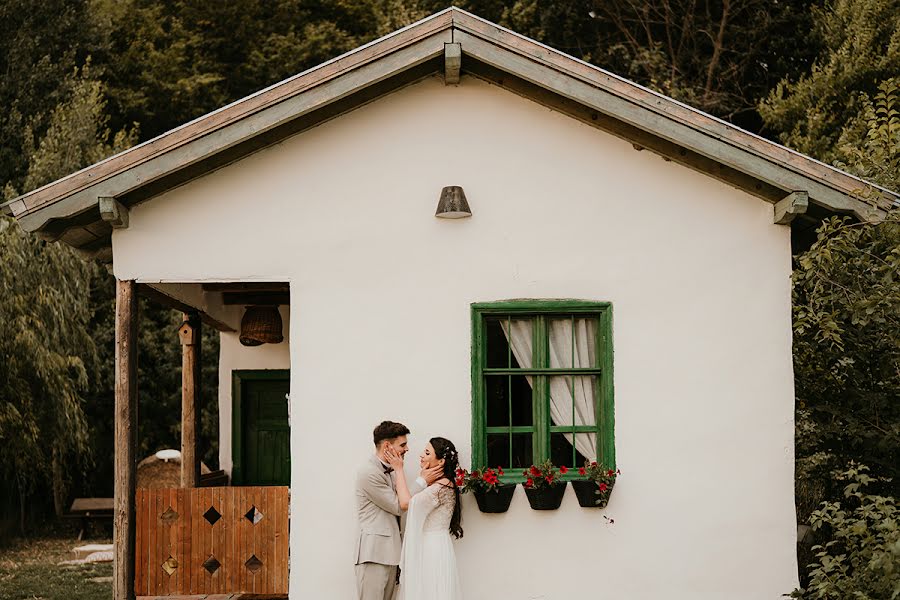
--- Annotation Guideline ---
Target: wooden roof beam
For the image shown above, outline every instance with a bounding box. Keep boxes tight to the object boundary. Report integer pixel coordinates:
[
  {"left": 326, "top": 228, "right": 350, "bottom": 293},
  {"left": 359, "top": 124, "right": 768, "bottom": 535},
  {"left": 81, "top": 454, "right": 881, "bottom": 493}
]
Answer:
[
  {"left": 444, "top": 42, "right": 461, "bottom": 84},
  {"left": 99, "top": 196, "right": 129, "bottom": 228},
  {"left": 202, "top": 282, "right": 290, "bottom": 293},
  {"left": 774, "top": 192, "right": 809, "bottom": 225},
  {"left": 222, "top": 292, "right": 290, "bottom": 306},
  {"left": 137, "top": 283, "right": 239, "bottom": 332}
]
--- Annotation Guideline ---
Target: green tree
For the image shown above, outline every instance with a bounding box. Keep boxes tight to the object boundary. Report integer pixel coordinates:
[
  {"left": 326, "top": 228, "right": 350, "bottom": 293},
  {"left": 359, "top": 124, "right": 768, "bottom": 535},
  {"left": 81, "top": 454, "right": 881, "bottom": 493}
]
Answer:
[
  {"left": 760, "top": 0, "right": 900, "bottom": 163},
  {"left": 791, "top": 79, "right": 900, "bottom": 588},
  {"left": 790, "top": 465, "right": 900, "bottom": 599},
  {"left": 0, "top": 218, "right": 97, "bottom": 528},
  {"left": 433, "top": 0, "right": 819, "bottom": 124},
  {"left": 0, "top": 66, "right": 135, "bottom": 526},
  {"left": 91, "top": 0, "right": 429, "bottom": 141}
]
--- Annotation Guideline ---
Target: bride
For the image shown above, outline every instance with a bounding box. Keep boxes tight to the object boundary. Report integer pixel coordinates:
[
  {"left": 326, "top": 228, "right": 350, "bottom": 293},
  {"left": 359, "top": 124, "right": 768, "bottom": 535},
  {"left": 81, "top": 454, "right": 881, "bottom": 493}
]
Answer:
[{"left": 384, "top": 437, "right": 463, "bottom": 600}]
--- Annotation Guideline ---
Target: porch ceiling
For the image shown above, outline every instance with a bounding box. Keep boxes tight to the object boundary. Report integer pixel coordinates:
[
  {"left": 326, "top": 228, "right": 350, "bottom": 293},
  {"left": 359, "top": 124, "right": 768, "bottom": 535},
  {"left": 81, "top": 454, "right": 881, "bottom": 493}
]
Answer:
[{"left": 139, "top": 282, "right": 289, "bottom": 333}]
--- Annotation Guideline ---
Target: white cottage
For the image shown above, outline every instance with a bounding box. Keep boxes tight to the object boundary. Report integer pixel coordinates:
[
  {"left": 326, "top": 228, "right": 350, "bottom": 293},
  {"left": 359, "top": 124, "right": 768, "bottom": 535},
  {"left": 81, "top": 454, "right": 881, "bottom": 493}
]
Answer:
[{"left": 5, "top": 8, "right": 897, "bottom": 600}]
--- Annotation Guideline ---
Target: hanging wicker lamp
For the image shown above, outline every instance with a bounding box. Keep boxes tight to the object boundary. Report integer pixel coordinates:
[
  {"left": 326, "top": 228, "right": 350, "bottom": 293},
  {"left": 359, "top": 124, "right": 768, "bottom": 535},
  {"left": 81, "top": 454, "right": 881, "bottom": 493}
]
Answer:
[{"left": 239, "top": 306, "right": 284, "bottom": 346}]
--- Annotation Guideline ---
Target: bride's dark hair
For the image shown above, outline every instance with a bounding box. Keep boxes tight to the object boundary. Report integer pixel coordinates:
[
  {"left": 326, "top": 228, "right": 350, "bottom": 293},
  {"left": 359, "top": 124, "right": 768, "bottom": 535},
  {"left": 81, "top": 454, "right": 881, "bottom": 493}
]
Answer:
[{"left": 430, "top": 436, "right": 463, "bottom": 539}]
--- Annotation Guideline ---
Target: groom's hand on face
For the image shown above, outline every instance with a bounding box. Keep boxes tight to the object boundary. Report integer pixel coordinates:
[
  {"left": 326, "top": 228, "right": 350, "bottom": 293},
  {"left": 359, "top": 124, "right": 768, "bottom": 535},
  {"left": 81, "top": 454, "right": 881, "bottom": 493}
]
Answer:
[{"left": 421, "top": 464, "right": 443, "bottom": 486}]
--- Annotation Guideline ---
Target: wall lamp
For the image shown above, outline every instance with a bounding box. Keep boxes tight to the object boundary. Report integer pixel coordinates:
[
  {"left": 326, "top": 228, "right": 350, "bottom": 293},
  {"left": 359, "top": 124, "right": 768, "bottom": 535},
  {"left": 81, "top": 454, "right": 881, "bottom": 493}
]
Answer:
[{"left": 435, "top": 186, "right": 472, "bottom": 219}]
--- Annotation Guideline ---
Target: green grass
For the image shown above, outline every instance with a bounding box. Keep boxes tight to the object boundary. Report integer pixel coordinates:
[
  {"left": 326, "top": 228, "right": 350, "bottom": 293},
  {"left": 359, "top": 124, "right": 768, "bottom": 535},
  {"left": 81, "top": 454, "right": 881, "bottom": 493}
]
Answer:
[{"left": 0, "top": 536, "right": 113, "bottom": 600}]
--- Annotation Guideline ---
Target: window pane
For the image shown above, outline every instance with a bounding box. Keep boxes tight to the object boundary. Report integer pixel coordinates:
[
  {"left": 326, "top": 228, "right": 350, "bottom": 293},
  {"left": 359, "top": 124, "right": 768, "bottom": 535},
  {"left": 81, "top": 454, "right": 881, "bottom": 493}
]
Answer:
[
  {"left": 551, "top": 432, "right": 574, "bottom": 467},
  {"left": 550, "top": 432, "right": 588, "bottom": 468},
  {"left": 485, "top": 376, "right": 509, "bottom": 427},
  {"left": 574, "top": 433, "right": 597, "bottom": 464},
  {"left": 511, "top": 433, "right": 533, "bottom": 469},
  {"left": 510, "top": 374, "right": 533, "bottom": 426},
  {"left": 505, "top": 318, "right": 533, "bottom": 369},
  {"left": 549, "top": 316, "right": 599, "bottom": 368},
  {"left": 548, "top": 376, "right": 599, "bottom": 427},
  {"left": 486, "top": 433, "right": 509, "bottom": 468},
  {"left": 573, "top": 317, "right": 599, "bottom": 368},
  {"left": 548, "top": 317, "right": 573, "bottom": 368},
  {"left": 485, "top": 318, "right": 508, "bottom": 368}
]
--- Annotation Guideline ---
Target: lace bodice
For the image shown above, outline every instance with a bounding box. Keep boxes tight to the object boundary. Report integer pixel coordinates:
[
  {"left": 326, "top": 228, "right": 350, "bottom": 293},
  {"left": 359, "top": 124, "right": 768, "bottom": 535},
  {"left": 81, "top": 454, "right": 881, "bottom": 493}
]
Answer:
[{"left": 418, "top": 484, "right": 456, "bottom": 533}]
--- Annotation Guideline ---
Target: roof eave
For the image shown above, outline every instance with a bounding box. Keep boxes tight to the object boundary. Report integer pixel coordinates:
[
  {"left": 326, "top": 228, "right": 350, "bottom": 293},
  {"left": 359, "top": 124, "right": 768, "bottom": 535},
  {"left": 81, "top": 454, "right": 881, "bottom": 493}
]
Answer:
[{"left": 4, "top": 6, "right": 896, "bottom": 242}]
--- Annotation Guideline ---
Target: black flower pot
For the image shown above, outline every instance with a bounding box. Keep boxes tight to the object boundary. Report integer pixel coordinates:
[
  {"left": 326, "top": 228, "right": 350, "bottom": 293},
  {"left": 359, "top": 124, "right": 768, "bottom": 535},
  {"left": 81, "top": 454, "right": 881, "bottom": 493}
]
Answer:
[
  {"left": 572, "top": 480, "right": 613, "bottom": 508},
  {"left": 473, "top": 484, "right": 516, "bottom": 513},
  {"left": 523, "top": 482, "right": 567, "bottom": 510}
]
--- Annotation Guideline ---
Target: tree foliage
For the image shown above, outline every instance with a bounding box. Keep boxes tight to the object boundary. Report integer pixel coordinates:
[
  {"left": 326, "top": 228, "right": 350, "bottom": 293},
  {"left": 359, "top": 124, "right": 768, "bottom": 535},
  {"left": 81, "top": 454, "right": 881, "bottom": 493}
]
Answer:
[
  {"left": 760, "top": 0, "right": 900, "bottom": 163},
  {"left": 0, "top": 66, "right": 135, "bottom": 527},
  {"left": 439, "top": 0, "right": 819, "bottom": 124},
  {"left": 790, "top": 464, "right": 900, "bottom": 599},
  {"left": 0, "top": 218, "right": 97, "bottom": 526}
]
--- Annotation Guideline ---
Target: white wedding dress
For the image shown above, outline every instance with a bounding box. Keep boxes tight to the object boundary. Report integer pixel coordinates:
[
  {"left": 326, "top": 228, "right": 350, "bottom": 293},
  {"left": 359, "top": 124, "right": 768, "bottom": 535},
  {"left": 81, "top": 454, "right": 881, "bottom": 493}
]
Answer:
[{"left": 398, "top": 483, "right": 463, "bottom": 600}]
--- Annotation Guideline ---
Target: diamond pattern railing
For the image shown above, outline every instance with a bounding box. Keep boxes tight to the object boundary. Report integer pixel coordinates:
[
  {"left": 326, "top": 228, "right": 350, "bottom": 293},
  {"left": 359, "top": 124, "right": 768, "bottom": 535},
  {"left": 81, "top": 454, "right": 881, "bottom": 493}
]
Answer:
[{"left": 135, "top": 486, "right": 289, "bottom": 596}]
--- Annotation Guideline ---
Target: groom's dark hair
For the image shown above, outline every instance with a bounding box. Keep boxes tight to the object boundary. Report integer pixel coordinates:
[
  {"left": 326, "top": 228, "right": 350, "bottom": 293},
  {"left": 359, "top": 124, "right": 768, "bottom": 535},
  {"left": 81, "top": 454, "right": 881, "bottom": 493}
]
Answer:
[{"left": 373, "top": 421, "right": 410, "bottom": 447}]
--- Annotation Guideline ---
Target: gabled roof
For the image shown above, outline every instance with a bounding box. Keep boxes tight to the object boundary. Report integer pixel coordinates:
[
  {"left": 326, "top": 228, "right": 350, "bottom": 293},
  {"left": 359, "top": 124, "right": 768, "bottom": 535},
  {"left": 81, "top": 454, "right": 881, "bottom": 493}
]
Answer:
[{"left": 4, "top": 7, "right": 896, "bottom": 259}]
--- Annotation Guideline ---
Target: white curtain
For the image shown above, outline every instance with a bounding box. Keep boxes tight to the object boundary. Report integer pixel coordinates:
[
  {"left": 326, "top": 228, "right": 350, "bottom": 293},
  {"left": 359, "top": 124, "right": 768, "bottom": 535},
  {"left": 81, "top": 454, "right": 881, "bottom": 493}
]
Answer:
[{"left": 501, "top": 318, "right": 598, "bottom": 461}]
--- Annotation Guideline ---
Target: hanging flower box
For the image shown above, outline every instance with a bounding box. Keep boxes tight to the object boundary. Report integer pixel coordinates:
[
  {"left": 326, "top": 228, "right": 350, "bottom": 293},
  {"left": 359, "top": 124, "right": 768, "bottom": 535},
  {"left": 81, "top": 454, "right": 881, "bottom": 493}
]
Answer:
[
  {"left": 459, "top": 467, "right": 516, "bottom": 513},
  {"left": 474, "top": 484, "right": 516, "bottom": 513},
  {"left": 572, "top": 462, "right": 618, "bottom": 508},
  {"left": 521, "top": 460, "right": 567, "bottom": 510}
]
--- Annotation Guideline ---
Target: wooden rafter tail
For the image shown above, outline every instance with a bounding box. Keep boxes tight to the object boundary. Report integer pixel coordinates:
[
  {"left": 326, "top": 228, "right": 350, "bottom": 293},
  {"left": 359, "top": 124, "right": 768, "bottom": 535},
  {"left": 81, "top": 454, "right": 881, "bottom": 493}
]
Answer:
[
  {"left": 774, "top": 191, "right": 809, "bottom": 225},
  {"left": 99, "top": 196, "right": 129, "bottom": 228}
]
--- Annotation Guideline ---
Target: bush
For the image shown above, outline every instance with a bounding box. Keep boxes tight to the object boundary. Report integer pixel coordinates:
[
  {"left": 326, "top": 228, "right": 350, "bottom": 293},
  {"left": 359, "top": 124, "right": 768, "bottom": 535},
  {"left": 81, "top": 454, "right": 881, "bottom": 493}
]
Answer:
[{"left": 789, "top": 464, "right": 900, "bottom": 599}]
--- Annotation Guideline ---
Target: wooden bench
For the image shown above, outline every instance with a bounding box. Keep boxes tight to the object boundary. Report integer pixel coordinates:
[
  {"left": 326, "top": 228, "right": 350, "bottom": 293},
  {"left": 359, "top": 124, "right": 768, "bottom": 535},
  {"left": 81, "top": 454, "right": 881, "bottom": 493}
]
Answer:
[{"left": 65, "top": 497, "right": 114, "bottom": 540}]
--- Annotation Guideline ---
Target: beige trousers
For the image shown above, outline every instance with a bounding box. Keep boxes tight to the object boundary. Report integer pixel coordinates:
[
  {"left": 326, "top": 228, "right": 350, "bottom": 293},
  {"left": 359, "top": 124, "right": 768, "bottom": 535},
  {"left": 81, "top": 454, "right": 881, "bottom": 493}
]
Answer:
[{"left": 355, "top": 562, "right": 397, "bottom": 600}]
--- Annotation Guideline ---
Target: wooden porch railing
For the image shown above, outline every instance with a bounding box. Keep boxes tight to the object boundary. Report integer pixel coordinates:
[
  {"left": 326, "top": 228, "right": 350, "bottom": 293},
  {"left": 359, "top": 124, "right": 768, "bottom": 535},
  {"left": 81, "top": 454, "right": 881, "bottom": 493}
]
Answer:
[{"left": 135, "top": 486, "right": 289, "bottom": 596}]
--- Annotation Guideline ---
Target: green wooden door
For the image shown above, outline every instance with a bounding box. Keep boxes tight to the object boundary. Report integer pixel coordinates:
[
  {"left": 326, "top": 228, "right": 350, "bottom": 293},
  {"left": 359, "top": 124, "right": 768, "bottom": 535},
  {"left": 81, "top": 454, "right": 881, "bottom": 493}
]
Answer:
[{"left": 233, "top": 371, "right": 290, "bottom": 486}]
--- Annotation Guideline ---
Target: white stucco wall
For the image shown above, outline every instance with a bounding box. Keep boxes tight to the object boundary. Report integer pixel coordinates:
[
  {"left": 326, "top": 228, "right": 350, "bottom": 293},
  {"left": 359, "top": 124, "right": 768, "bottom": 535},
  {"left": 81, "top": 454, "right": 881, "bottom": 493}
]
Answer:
[
  {"left": 216, "top": 306, "right": 291, "bottom": 475},
  {"left": 113, "top": 75, "right": 798, "bottom": 599}
]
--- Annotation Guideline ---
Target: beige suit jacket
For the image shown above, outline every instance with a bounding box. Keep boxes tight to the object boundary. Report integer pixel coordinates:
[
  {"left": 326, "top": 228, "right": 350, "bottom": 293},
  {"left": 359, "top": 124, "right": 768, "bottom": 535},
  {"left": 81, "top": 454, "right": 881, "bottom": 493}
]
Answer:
[{"left": 354, "top": 454, "right": 423, "bottom": 566}]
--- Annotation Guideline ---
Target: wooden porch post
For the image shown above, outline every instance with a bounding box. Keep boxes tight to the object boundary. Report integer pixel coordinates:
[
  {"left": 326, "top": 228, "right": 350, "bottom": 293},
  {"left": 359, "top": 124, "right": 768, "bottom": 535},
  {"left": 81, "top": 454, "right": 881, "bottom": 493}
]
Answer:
[
  {"left": 114, "top": 280, "right": 138, "bottom": 600},
  {"left": 179, "top": 313, "right": 201, "bottom": 487}
]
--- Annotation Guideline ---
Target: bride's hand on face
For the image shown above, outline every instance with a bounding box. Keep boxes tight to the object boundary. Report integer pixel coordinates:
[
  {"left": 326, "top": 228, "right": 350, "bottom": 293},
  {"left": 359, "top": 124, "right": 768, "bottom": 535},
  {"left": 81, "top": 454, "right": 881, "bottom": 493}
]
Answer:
[{"left": 384, "top": 445, "right": 404, "bottom": 470}]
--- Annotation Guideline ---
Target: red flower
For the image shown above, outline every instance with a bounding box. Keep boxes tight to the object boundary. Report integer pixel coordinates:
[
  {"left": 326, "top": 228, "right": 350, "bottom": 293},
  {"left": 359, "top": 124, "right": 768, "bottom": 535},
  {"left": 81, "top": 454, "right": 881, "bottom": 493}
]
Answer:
[
  {"left": 525, "top": 478, "right": 534, "bottom": 488},
  {"left": 559, "top": 465, "right": 569, "bottom": 474},
  {"left": 498, "top": 467, "right": 504, "bottom": 476},
  {"left": 472, "top": 470, "right": 481, "bottom": 479},
  {"left": 598, "top": 483, "right": 608, "bottom": 492},
  {"left": 530, "top": 465, "right": 541, "bottom": 477},
  {"left": 607, "top": 469, "right": 615, "bottom": 477},
  {"left": 591, "top": 461, "right": 598, "bottom": 467},
  {"left": 545, "top": 476, "right": 553, "bottom": 484},
  {"left": 578, "top": 467, "right": 586, "bottom": 476}
]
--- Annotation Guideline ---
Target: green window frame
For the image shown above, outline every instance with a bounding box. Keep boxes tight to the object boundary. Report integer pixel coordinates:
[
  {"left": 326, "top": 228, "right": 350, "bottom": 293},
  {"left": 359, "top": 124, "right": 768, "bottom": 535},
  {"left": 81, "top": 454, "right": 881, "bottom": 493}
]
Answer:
[{"left": 471, "top": 300, "right": 614, "bottom": 481}]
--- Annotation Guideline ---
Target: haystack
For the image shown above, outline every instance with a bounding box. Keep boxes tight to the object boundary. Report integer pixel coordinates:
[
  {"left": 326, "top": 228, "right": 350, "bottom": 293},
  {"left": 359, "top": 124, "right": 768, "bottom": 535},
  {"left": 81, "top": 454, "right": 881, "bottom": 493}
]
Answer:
[{"left": 136, "top": 449, "right": 210, "bottom": 488}]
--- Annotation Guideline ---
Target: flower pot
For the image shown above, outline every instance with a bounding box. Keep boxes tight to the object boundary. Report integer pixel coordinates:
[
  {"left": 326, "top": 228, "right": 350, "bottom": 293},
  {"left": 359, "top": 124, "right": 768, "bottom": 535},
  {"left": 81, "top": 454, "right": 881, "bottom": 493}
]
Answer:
[
  {"left": 523, "top": 482, "right": 567, "bottom": 510},
  {"left": 473, "top": 484, "right": 516, "bottom": 513},
  {"left": 572, "top": 480, "right": 614, "bottom": 508}
]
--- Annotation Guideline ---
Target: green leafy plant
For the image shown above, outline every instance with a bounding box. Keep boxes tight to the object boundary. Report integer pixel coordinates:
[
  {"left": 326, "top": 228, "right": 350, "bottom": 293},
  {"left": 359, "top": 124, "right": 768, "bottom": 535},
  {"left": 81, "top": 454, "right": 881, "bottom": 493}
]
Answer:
[{"left": 789, "top": 464, "right": 900, "bottom": 599}]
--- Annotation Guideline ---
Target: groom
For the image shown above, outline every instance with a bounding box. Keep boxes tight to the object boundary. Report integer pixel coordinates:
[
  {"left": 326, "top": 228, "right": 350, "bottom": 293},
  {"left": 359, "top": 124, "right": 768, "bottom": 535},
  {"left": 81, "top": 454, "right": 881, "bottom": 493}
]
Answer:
[{"left": 354, "top": 420, "right": 441, "bottom": 600}]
